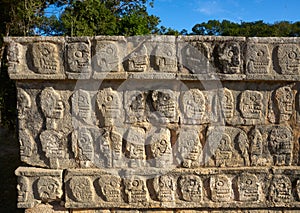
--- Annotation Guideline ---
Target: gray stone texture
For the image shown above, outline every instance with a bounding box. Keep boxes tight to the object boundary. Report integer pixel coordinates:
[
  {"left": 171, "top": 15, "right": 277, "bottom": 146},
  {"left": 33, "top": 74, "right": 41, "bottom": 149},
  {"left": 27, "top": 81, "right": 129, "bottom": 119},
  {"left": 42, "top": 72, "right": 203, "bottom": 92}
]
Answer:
[{"left": 4, "top": 36, "right": 300, "bottom": 211}]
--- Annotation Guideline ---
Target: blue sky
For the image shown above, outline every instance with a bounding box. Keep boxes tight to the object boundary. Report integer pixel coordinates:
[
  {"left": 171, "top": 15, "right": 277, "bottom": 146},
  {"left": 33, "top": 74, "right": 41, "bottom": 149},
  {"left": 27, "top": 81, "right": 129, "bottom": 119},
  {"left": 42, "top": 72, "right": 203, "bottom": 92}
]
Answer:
[{"left": 147, "top": 0, "right": 300, "bottom": 32}]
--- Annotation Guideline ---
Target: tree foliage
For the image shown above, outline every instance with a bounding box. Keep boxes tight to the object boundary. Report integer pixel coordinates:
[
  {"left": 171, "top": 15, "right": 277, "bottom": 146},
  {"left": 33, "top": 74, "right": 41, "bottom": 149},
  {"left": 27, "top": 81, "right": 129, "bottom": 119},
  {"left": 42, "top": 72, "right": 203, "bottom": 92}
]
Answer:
[
  {"left": 191, "top": 20, "right": 300, "bottom": 37},
  {"left": 59, "top": 0, "right": 160, "bottom": 36}
]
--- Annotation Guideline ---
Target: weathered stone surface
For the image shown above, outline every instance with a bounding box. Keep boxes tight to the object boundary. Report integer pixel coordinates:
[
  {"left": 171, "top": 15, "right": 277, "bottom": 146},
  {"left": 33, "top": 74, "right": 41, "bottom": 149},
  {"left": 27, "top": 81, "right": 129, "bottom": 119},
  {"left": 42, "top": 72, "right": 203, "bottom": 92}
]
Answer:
[
  {"left": 15, "top": 167, "right": 63, "bottom": 208},
  {"left": 5, "top": 36, "right": 300, "bottom": 212},
  {"left": 25, "top": 204, "right": 68, "bottom": 213}
]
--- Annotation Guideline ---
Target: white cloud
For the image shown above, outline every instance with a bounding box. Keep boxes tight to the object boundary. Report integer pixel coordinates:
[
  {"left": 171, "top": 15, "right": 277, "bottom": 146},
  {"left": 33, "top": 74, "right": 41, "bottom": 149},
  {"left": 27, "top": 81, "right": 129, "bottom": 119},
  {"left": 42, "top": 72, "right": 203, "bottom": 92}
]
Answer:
[{"left": 196, "top": 0, "right": 226, "bottom": 15}]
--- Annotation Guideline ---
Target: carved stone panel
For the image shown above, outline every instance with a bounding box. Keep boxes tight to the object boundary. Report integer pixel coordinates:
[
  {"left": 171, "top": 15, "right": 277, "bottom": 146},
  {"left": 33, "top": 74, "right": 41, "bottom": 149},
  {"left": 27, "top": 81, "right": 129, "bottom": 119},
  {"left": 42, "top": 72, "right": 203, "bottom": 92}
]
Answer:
[
  {"left": 67, "top": 41, "right": 91, "bottom": 75},
  {"left": 179, "top": 175, "right": 202, "bottom": 202},
  {"left": 206, "top": 126, "right": 248, "bottom": 167},
  {"left": 239, "top": 90, "right": 264, "bottom": 125},
  {"left": 210, "top": 175, "right": 232, "bottom": 202},
  {"left": 125, "top": 44, "right": 149, "bottom": 72},
  {"left": 94, "top": 41, "right": 120, "bottom": 73},
  {"left": 177, "top": 129, "right": 202, "bottom": 168},
  {"left": 180, "top": 42, "right": 210, "bottom": 74},
  {"left": 124, "top": 176, "right": 149, "bottom": 205},
  {"left": 151, "top": 89, "right": 178, "bottom": 123},
  {"left": 98, "top": 175, "right": 122, "bottom": 202},
  {"left": 15, "top": 167, "right": 63, "bottom": 208},
  {"left": 237, "top": 173, "right": 259, "bottom": 201},
  {"left": 272, "top": 86, "right": 294, "bottom": 123},
  {"left": 268, "top": 125, "right": 293, "bottom": 166},
  {"left": 217, "top": 42, "right": 241, "bottom": 74},
  {"left": 71, "top": 89, "right": 93, "bottom": 124},
  {"left": 32, "top": 42, "right": 60, "bottom": 74},
  {"left": 277, "top": 44, "right": 300, "bottom": 75},
  {"left": 124, "top": 90, "right": 147, "bottom": 123},
  {"left": 246, "top": 44, "right": 271, "bottom": 74},
  {"left": 68, "top": 176, "right": 95, "bottom": 203},
  {"left": 124, "top": 127, "right": 146, "bottom": 168},
  {"left": 269, "top": 175, "right": 292, "bottom": 203},
  {"left": 153, "top": 175, "right": 176, "bottom": 206},
  {"left": 148, "top": 127, "right": 172, "bottom": 167},
  {"left": 72, "top": 127, "right": 95, "bottom": 167},
  {"left": 180, "top": 89, "right": 206, "bottom": 124},
  {"left": 153, "top": 44, "right": 177, "bottom": 72},
  {"left": 97, "top": 88, "right": 123, "bottom": 126}
]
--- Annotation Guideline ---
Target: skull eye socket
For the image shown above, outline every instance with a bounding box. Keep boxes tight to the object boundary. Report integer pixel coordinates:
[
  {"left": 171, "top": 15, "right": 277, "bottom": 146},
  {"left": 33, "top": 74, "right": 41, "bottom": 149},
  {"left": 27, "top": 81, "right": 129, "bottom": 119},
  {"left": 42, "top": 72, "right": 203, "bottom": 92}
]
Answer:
[
  {"left": 132, "top": 180, "right": 139, "bottom": 187},
  {"left": 106, "top": 95, "right": 113, "bottom": 102},
  {"left": 246, "top": 179, "right": 252, "bottom": 185},
  {"left": 217, "top": 180, "right": 224, "bottom": 186},
  {"left": 75, "top": 51, "right": 83, "bottom": 58},
  {"left": 110, "top": 180, "right": 117, "bottom": 187},
  {"left": 288, "top": 51, "right": 297, "bottom": 59},
  {"left": 227, "top": 50, "right": 234, "bottom": 57},
  {"left": 256, "top": 50, "right": 264, "bottom": 57},
  {"left": 106, "top": 47, "right": 113, "bottom": 54}
]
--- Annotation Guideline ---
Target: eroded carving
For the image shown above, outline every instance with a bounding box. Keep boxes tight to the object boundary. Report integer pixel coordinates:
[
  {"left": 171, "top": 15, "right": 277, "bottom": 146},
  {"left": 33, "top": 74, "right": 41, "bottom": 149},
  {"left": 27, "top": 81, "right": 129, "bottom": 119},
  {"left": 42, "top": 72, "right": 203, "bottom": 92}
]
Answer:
[
  {"left": 7, "top": 42, "right": 22, "bottom": 72},
  {"left": 72, "top": 89, "right": 92, "bottom": 124},
  {"left": 248, "top": 127, "right": 270, "bottom": 166},
  {"left": 40, "top": 87, "right": 64, "bottom": 130},
  {"left": 17, "top": 176, "right": 30, "bottom": 204},
  {"left": 239, "top": 90, "right": 263, "bottom": 123},
  {"left": 277, "top": 44, "right": 300, "bottom": 75},
  {"left": 247, "top": 44, "right": 270, "bottom": 74},
  {"left": 296, "top": 180, "right": 300, "bottom": 201},
  {"left": 125, "top": 177, "right": 148, "bottom": 204},
  {"left": 237, "top": 173, "right": 259, "bottom": 201},
  {"left": 69, "top": 177, "right": 94, "bottom": 203},
  {"left": 179, "top": 175, "right": 202, "bottom": 202},
  {"left": 269, "top": 175, "right": 292, "bottom": 203},
  {"left": 221, "top": 88, "right": 234, "bottom": 120},
  {"left": 125, "top": 127, "right": 146, "bottom": 168},
  {"left": 98, "top": 175, "right": 122, "bottom": 202},
  {"left": 32, "top": 42, "right": 59, "bottom": 74},
  {"left": 180, "top": 89, "right": 205, "bottom": 124},
  {"left": 177, "top": 129, "right": 202, "bottom": 168},
  {"left": 148, "top": 128, "right": 172, "bottom": 167},
  {"left": 126, "top": 44, "right": 149, "bottom": 72},
  {"left": 217, "top": 42, "right": 240, "bottom": 74},
  {"left": 18, "top": 89, "right": 34, "bottom": 161},
  {"left": 37, "top": 176, "right": 62, "bottom": 202},
  {"left": 124, "top": 90, "right": 146, "bottom": 123},
  {"left": 72, "top": 127, "right": 94, "bottom": 165},
  {"left": 152, "top": 89, "right": 178, "bottom": 123},
  {"left": 181, "top": 43, "right": 210, "bottom": 74},
  {"left": 210, "top": 175, "right": 231, "bottom": 202},
  {"left": 98, "top": 128, "right": 123, "bottom": 168},
  {"left": 97, "top": 88, "right": 122, "bottom": 126},
  {"left": 268, "top": 126, "right": 293, "bottom": 166},
  {"left": 274, "top": 86, "right": 294, "bottom": 122},
  {"left": 153, "top": 175, "right": 176, "bottom": 203},
  {"left": 154, "top": 44, "right": 177, "bottom": 72},
  {"left": 67, "top": 42, "right": 91, "bottom": 73},
  {"left": 40, "top": 130, "right": 65, "bottom": 168},
  {"left": 95, "top": 41, "right": 119, "bottom": 72},
  {"left": 215, "top": 133, "right": 234, "bottom": 167}
]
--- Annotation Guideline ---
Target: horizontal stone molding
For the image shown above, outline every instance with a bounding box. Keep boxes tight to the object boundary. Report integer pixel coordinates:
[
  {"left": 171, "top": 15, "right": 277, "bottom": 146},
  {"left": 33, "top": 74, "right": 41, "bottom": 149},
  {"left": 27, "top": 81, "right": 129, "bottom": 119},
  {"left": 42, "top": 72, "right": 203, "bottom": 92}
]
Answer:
[{"left": 4, "top": 36, "right": 300, "bottom": 81}]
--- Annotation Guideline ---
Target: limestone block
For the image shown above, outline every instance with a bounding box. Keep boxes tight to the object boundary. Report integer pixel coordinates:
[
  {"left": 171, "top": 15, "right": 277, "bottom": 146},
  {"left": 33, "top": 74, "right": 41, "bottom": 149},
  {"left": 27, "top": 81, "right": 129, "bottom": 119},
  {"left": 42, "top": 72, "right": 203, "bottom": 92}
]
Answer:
[
  {"left": 25, "top": 204, "right": 68, "bottom": 213},
  {"left": 15, "top": 167, "right": 63, "bottom": 209}
]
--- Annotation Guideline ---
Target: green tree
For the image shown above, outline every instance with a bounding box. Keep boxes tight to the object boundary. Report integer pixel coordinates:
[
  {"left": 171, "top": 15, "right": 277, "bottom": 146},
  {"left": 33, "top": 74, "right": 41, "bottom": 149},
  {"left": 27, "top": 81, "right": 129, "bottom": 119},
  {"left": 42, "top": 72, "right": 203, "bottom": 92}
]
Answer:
[
  {"left": 59, "top": 0, "right": 160, "bottom": 36},
  {"left": 191, "top": 19, "right": 300, "bottom": 37}
]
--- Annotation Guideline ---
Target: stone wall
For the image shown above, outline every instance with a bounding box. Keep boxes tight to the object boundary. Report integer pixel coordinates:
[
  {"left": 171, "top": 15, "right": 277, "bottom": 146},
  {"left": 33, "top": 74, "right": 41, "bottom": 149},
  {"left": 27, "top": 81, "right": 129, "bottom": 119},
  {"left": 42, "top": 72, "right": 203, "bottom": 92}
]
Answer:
[{"left": 4, "top": 36, "right": 300, "bottom": 212}]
